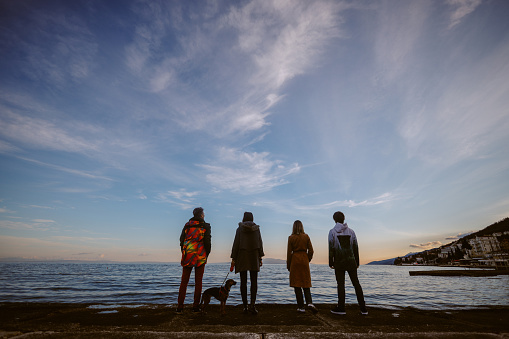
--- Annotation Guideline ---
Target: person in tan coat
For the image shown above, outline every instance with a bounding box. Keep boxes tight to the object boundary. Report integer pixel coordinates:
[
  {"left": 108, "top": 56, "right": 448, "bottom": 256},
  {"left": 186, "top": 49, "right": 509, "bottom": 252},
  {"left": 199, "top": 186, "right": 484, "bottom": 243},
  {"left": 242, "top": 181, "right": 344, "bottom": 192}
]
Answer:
[{"left": 287, "top": 220, "right": 318, "bottom": 313}]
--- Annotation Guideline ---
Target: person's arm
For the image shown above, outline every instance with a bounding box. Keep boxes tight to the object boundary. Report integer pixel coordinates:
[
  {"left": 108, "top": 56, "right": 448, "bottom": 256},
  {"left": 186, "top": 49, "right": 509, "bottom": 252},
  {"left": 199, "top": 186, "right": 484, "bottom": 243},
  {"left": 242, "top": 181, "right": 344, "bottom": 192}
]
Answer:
[
  {"left": 287, "top": 236, "right": 292, "bottom": 271},
  {"left": 204, "top": 223, "right": 211, "bottom": 257},
  {"left": 328, "top": 230, "right": 334, "bottom": 269},
  {"left": 258, "top": 229, "right": 264, "bottom": 258},
  {"left": 179, "top": 226, "right": 186, "bottom": 251},
  {"left": 231, "top": 228, "right": 239, "bottom": 261},
  {"left": 352, "top": 232, "right": 360, "bottom": 268},
  {"left": 307, "top": 234, "right": 314, "bottom": 262},
  {"left": 258, "top": 229, "right": 264, "bottom": 267}
]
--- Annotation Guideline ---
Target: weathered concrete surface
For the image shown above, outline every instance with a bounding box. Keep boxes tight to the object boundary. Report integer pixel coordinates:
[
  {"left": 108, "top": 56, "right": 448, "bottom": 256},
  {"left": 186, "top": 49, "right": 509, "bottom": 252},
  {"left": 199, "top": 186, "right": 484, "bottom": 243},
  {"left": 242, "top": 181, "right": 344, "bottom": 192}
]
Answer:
[{"left": 1, "top": 303, "right": 508, "bottom": 338}]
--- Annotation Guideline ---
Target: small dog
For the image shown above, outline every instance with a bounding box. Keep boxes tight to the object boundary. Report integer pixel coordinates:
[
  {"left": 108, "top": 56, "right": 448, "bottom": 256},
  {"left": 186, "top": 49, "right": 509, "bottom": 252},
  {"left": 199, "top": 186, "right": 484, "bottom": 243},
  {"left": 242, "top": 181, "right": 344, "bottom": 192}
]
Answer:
[{"left": 200, "top": 279, "right": 236, "bottom": 315}]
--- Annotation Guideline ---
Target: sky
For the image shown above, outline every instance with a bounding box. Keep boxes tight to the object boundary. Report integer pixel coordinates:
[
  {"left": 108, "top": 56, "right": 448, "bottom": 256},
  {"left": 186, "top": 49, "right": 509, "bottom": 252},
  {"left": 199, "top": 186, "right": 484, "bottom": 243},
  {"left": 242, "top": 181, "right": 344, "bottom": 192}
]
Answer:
[{"left": 1, "top": 0, "right": 508, "bottom": 265}]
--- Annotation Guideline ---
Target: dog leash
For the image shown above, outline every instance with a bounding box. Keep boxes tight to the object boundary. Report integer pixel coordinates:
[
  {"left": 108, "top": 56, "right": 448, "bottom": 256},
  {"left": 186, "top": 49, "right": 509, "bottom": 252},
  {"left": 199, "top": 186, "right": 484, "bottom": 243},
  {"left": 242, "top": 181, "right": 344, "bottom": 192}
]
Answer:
[
  {"left": 220, "top": 261, "right": 235, "bottom": 287},
  {"left": 220, "top": 272, "right": 229, "bottom": 287}
]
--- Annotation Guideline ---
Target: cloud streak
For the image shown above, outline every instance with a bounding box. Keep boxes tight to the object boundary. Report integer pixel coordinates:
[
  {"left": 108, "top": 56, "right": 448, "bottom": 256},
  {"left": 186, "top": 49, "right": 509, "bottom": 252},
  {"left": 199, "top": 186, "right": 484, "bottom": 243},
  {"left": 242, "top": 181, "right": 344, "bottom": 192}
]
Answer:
[
  {"left": 125, "top": 0, "right": 343, "bottom": 139},
  {"left": 297, "top": 193, "right": 398, "bottom": 210},
  {"left": 201, "top": 147, "right": 300, "bottom": 194},
  {"left": 447, "top": 0, "right": 482, "bottom": 29},
  {"left": 409, "top": 241, "right": 442, "bottom": 250}
]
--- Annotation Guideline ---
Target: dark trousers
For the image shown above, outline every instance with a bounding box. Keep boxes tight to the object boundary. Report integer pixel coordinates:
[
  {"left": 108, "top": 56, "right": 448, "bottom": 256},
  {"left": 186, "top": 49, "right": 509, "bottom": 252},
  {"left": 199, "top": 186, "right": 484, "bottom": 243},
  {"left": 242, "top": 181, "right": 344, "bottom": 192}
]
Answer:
[
  {"left": 334, "top": 269, "right": 365, "bottom": 308},
  {"left": 240, "top": 270, "right": 258, "bottom": 306},
  {"left": 177, "top": 264, "right": 205, "bottom": 308},
  {"left": 294, "top": 287, "right": 312, "bottom": 308}
]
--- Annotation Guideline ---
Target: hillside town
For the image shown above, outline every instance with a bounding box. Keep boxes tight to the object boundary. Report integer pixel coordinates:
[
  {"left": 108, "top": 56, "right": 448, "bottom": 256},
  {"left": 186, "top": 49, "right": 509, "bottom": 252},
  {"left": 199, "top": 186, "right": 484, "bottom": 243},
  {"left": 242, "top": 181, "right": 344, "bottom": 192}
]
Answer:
[{"left": 395, "top": 218, "right": 509, "bottom": 269}]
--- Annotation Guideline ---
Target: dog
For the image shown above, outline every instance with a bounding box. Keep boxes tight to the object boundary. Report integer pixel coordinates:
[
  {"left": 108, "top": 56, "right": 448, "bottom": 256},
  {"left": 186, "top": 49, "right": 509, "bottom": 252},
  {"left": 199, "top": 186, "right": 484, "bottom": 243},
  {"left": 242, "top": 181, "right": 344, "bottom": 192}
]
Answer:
[{"left": 200, "top": 279, "right": 236, "bottom": 315}]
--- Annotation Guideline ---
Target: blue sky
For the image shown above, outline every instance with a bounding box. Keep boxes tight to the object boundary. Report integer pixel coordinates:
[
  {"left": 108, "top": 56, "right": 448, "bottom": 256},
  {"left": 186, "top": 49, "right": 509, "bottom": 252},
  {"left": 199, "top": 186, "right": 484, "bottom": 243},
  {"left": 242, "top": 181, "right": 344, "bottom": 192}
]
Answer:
[{"left": 1, "top": 0, "right": 508, "bottom": 264}]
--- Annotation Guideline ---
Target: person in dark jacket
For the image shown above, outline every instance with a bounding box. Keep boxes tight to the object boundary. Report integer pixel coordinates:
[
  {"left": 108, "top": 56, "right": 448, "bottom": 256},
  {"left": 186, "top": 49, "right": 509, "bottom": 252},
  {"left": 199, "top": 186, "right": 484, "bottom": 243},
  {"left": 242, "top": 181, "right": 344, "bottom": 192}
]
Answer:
[
  {"left": 230, "top": 212, "right": 264, "bottom": 315},
  {"left": 176, "top": 207, "right": 211, "bottom": 314},
  {"left": 328, "top": 211, "right": 367, "bottom": 315}
]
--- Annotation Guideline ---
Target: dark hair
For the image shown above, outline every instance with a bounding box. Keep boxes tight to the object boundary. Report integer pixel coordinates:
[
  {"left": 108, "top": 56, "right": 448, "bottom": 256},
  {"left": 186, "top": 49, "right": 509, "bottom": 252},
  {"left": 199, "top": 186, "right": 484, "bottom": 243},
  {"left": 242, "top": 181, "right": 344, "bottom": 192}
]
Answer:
[
  {"left": 242, "top": 212, "right": 254, "bottom": 222},
  {"left": 193, "top": 207, "right": 204, "bottom": 218},
  {"left": 333, "top": 211, "right": 345, "bottom": 223},
  {"left": 292, "top": 220, "right": 305, "bottom": 235}
]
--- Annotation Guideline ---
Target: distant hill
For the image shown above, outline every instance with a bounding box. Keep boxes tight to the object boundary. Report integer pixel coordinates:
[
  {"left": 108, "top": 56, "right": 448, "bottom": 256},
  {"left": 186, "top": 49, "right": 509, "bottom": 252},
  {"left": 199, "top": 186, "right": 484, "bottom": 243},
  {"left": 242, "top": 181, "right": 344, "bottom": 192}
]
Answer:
[
  {"left": 366, "top": 258, "right": 395, "bottom": 265},
  {"left": 367, "top": 252, "right": 417, "bottom": 265},
  {"left": 263, "top": 258, "right": 286, "bottom": 264},
  {"left": 367, "top": 217, "right": 508, "bottom": 265}
]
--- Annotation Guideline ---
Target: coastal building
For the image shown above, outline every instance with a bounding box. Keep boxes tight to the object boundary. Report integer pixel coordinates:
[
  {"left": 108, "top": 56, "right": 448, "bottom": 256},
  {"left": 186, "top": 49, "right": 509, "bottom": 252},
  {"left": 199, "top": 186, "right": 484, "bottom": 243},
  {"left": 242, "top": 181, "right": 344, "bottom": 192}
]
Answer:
[
  {"left": 468, "top": 236, "right": 501, "bottom": 257},
  {"left": 467, "top": 234, "right": 509, "bottom": 268}
]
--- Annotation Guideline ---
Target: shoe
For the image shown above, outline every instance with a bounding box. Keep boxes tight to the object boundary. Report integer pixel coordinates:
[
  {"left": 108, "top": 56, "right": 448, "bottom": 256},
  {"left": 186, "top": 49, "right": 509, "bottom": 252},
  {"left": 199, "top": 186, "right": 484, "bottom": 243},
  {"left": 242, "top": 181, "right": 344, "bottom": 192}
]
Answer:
[
  {"left": 175, "top": 308, "right": 183, "bottom": 315},
  {"left": 307, "top": 304, "right": 318, "bottom": 314},
  {"left": 330, "top": 305, "right": 346, "bottom": 315},
  {"left": 249, "top": 304, "right": 258, "bottom": 315},
  {"left": 297, "top": 308, "right": 306, "bottom": 313},
  {"left": 192, "top": 307, "right": 201, "bottom": 313},
  {"left": 243, "top": 305, "right": 249, "bottom": 314},
  {"left": 360, "top": 306, "right": 368, "bottom": 315}
]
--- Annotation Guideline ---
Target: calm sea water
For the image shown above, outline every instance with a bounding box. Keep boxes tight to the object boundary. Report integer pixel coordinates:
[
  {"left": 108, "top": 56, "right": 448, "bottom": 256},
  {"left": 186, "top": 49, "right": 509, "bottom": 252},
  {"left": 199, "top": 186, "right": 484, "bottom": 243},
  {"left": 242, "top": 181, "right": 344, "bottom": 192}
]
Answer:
[{"left": 1, "top": 263, "right": 507, "bottom": 310}]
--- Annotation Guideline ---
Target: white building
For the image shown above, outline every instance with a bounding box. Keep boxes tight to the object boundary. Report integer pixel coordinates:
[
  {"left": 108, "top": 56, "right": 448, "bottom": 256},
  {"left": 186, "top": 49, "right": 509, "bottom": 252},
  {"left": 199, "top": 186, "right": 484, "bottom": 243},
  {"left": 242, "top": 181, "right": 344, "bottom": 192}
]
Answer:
[{"left": 468, "top": 236, "right": 501, "bottom": 257}]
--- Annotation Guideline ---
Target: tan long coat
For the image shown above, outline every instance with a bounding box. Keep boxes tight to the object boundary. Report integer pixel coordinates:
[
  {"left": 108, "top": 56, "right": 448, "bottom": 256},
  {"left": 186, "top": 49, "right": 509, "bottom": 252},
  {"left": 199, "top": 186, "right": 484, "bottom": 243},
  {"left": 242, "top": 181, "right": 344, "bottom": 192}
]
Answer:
[{"left": 287, "top": 233, "right": 314, "bottom": 288}]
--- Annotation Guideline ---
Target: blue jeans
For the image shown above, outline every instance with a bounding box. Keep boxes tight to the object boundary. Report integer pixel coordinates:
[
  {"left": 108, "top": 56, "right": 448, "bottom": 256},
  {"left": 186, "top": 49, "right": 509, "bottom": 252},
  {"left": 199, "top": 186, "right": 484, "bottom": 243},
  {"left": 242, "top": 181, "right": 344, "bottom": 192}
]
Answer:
[{"left": 334, "top": 269, "right": 365, "bottom": 308}]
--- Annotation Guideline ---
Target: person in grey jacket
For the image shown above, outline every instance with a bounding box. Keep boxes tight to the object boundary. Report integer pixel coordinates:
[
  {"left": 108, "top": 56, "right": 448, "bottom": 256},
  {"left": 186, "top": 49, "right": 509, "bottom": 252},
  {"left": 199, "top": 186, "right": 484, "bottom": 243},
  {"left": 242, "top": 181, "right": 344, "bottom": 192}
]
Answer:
[
  {"left": 231, "top": 212, "right": 264, "bottom": 315},
  {"left": 328, "top": 211, "right": 367, "bottom": 315}
]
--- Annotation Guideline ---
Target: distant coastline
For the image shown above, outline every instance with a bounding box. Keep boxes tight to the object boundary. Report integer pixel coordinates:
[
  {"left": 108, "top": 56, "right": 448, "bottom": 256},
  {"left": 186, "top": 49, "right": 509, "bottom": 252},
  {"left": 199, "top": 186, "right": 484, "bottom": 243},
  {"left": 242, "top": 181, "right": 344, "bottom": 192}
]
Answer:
[{"left": 0, "top": 257, "right": 288, "bottom": 265}]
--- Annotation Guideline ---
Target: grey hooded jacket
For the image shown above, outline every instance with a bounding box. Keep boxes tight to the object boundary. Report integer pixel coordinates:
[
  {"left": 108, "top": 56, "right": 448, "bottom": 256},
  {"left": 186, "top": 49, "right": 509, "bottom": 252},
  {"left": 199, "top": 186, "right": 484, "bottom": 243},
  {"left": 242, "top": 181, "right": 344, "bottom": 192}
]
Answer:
[{"left": 328, "top": 222, "right": 359, "bottom": 271}]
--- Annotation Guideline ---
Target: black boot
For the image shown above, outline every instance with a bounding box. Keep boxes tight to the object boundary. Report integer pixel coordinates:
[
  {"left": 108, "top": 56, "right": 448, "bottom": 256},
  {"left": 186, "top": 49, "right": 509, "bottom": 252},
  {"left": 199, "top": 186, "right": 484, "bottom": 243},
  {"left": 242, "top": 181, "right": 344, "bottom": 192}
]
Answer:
[{"left": 249, "top": 303, "right": 258, "bottom": 315}]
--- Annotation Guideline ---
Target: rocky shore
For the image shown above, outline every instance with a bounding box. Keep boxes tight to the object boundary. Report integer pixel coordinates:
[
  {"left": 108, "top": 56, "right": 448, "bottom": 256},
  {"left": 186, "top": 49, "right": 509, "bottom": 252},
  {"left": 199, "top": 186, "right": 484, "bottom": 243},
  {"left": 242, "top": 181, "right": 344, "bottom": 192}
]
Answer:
[{"left": 1, "top": 303, "right": 508, "bottom": 338}]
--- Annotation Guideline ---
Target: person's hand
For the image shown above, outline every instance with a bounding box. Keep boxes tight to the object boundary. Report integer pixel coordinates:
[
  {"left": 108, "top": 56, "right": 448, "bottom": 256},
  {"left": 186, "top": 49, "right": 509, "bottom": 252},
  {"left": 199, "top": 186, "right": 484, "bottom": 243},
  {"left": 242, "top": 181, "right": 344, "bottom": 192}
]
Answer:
[
  {"left": 230, "top": 260, "right": 235, "bottom": 272},
  {"left": 329, "top": 265, "right": 334, "bottom": 269},
  {"left": 259, "top": 259, "right": 263, "bottom": 267}
]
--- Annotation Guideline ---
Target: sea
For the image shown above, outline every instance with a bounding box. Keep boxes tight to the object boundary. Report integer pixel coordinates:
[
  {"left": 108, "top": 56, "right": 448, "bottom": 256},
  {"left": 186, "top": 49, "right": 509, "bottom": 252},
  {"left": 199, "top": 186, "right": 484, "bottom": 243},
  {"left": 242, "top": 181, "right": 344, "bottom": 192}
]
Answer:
[{"left": 1, "top": 263, "right": 508, "bottom": 310}]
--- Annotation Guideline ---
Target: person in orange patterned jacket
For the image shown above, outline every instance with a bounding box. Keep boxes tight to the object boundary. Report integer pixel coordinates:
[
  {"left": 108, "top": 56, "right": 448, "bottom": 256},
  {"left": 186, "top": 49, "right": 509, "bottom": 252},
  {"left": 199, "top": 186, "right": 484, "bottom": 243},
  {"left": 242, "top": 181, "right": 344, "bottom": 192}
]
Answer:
[{"left": 176, "top": 207, "right": 211, "bottom": 314}]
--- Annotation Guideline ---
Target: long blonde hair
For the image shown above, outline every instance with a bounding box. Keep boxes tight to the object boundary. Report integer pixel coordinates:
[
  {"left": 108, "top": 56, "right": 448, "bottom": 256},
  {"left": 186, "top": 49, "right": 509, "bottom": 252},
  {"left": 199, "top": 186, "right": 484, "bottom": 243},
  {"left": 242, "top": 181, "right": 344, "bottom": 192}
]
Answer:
[{"left": 292, "top": 220, "right": 305, "bottom": 235}]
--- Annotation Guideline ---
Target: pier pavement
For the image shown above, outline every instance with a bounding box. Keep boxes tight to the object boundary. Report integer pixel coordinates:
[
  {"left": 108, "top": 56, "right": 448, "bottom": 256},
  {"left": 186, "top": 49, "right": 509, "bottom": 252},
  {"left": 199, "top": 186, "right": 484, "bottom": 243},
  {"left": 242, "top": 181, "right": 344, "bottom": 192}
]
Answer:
[{"left": 1, "top": 303, "right": 508, "bottom": 338}]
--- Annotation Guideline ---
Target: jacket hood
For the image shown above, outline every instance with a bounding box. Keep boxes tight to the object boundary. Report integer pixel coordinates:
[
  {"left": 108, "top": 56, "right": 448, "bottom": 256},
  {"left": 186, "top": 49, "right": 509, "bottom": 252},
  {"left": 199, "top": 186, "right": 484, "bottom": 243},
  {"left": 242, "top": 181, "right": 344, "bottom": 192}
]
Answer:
[
  {"left": 239, "top": 221, "right": 260, "bottom": 232},
  {"left": 333, "top": 222, "right": 348, "bottom": 233}
]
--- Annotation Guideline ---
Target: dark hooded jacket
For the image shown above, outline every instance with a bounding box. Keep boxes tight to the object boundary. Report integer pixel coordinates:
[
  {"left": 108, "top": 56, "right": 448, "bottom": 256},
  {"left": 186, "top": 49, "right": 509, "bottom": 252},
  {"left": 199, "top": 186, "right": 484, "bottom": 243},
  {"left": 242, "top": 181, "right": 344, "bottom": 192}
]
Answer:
[{"left": 231, "top": 221, "right": 264, "bottom": 273}]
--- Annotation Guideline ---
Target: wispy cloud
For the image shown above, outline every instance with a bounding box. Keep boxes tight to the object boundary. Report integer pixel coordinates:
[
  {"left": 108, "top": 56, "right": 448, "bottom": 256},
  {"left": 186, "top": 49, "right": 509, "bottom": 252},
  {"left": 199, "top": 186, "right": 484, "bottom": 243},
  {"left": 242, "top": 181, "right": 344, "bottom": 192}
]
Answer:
[
  {"left": 0, "top": 220, "right": 53, "bottom": 231},
  {"left": 399, "top": 39, "right": 509, "bottom": 167},
  {"left": 29, "top": 205, "right": 55, "bottom": 210},
  {"left": 16, "top": 156, "right": 113, "bottom": 181},
  {"left": 447, "top": 0, "right": 482, "bottom": 29},
  {"left": 200, "top": 147, "right": 300, "bottom": 194},
  {"left": 374, "top": 0, "right": 431, "bottom": 83},
  {"left": 125, "top": 0, "right": 343, "bottom": 138},
  {"left": 445, "top": 231, "right": 474, "bottom": 240},
  {"left": 12, "top": 7, "right": 98, "bottom": 85},
  {"left": 0, "top": 110, "right": 100, "bottom": 154},
  {"left": 156, "top": 189, "right": 200, "bottom": 209},
  {"left": 297, "top": 192, "right": 397, "bottom": 210},
  {"left": 32, "top": 219, "right": 55, "bottom": 223},
  {"left": 409, "top": 241, "right": 442, "bottom": 250}
]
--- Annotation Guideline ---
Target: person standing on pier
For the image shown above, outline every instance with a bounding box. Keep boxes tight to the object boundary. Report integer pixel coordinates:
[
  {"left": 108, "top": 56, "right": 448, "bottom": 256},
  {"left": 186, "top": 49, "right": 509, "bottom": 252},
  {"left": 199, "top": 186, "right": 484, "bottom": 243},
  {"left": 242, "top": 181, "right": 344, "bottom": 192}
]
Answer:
[
  {"left": 287, "top": 220, "right": 318, "bottom": 313},
  {"left": 231, "top": 211, "right": 264, "bottom": 315},
  {"left": 176, "top": 207, "right": 211, "bottom": 314},
  {"left": 328, "top": 211, "right": 368, "bottom": 315}
]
